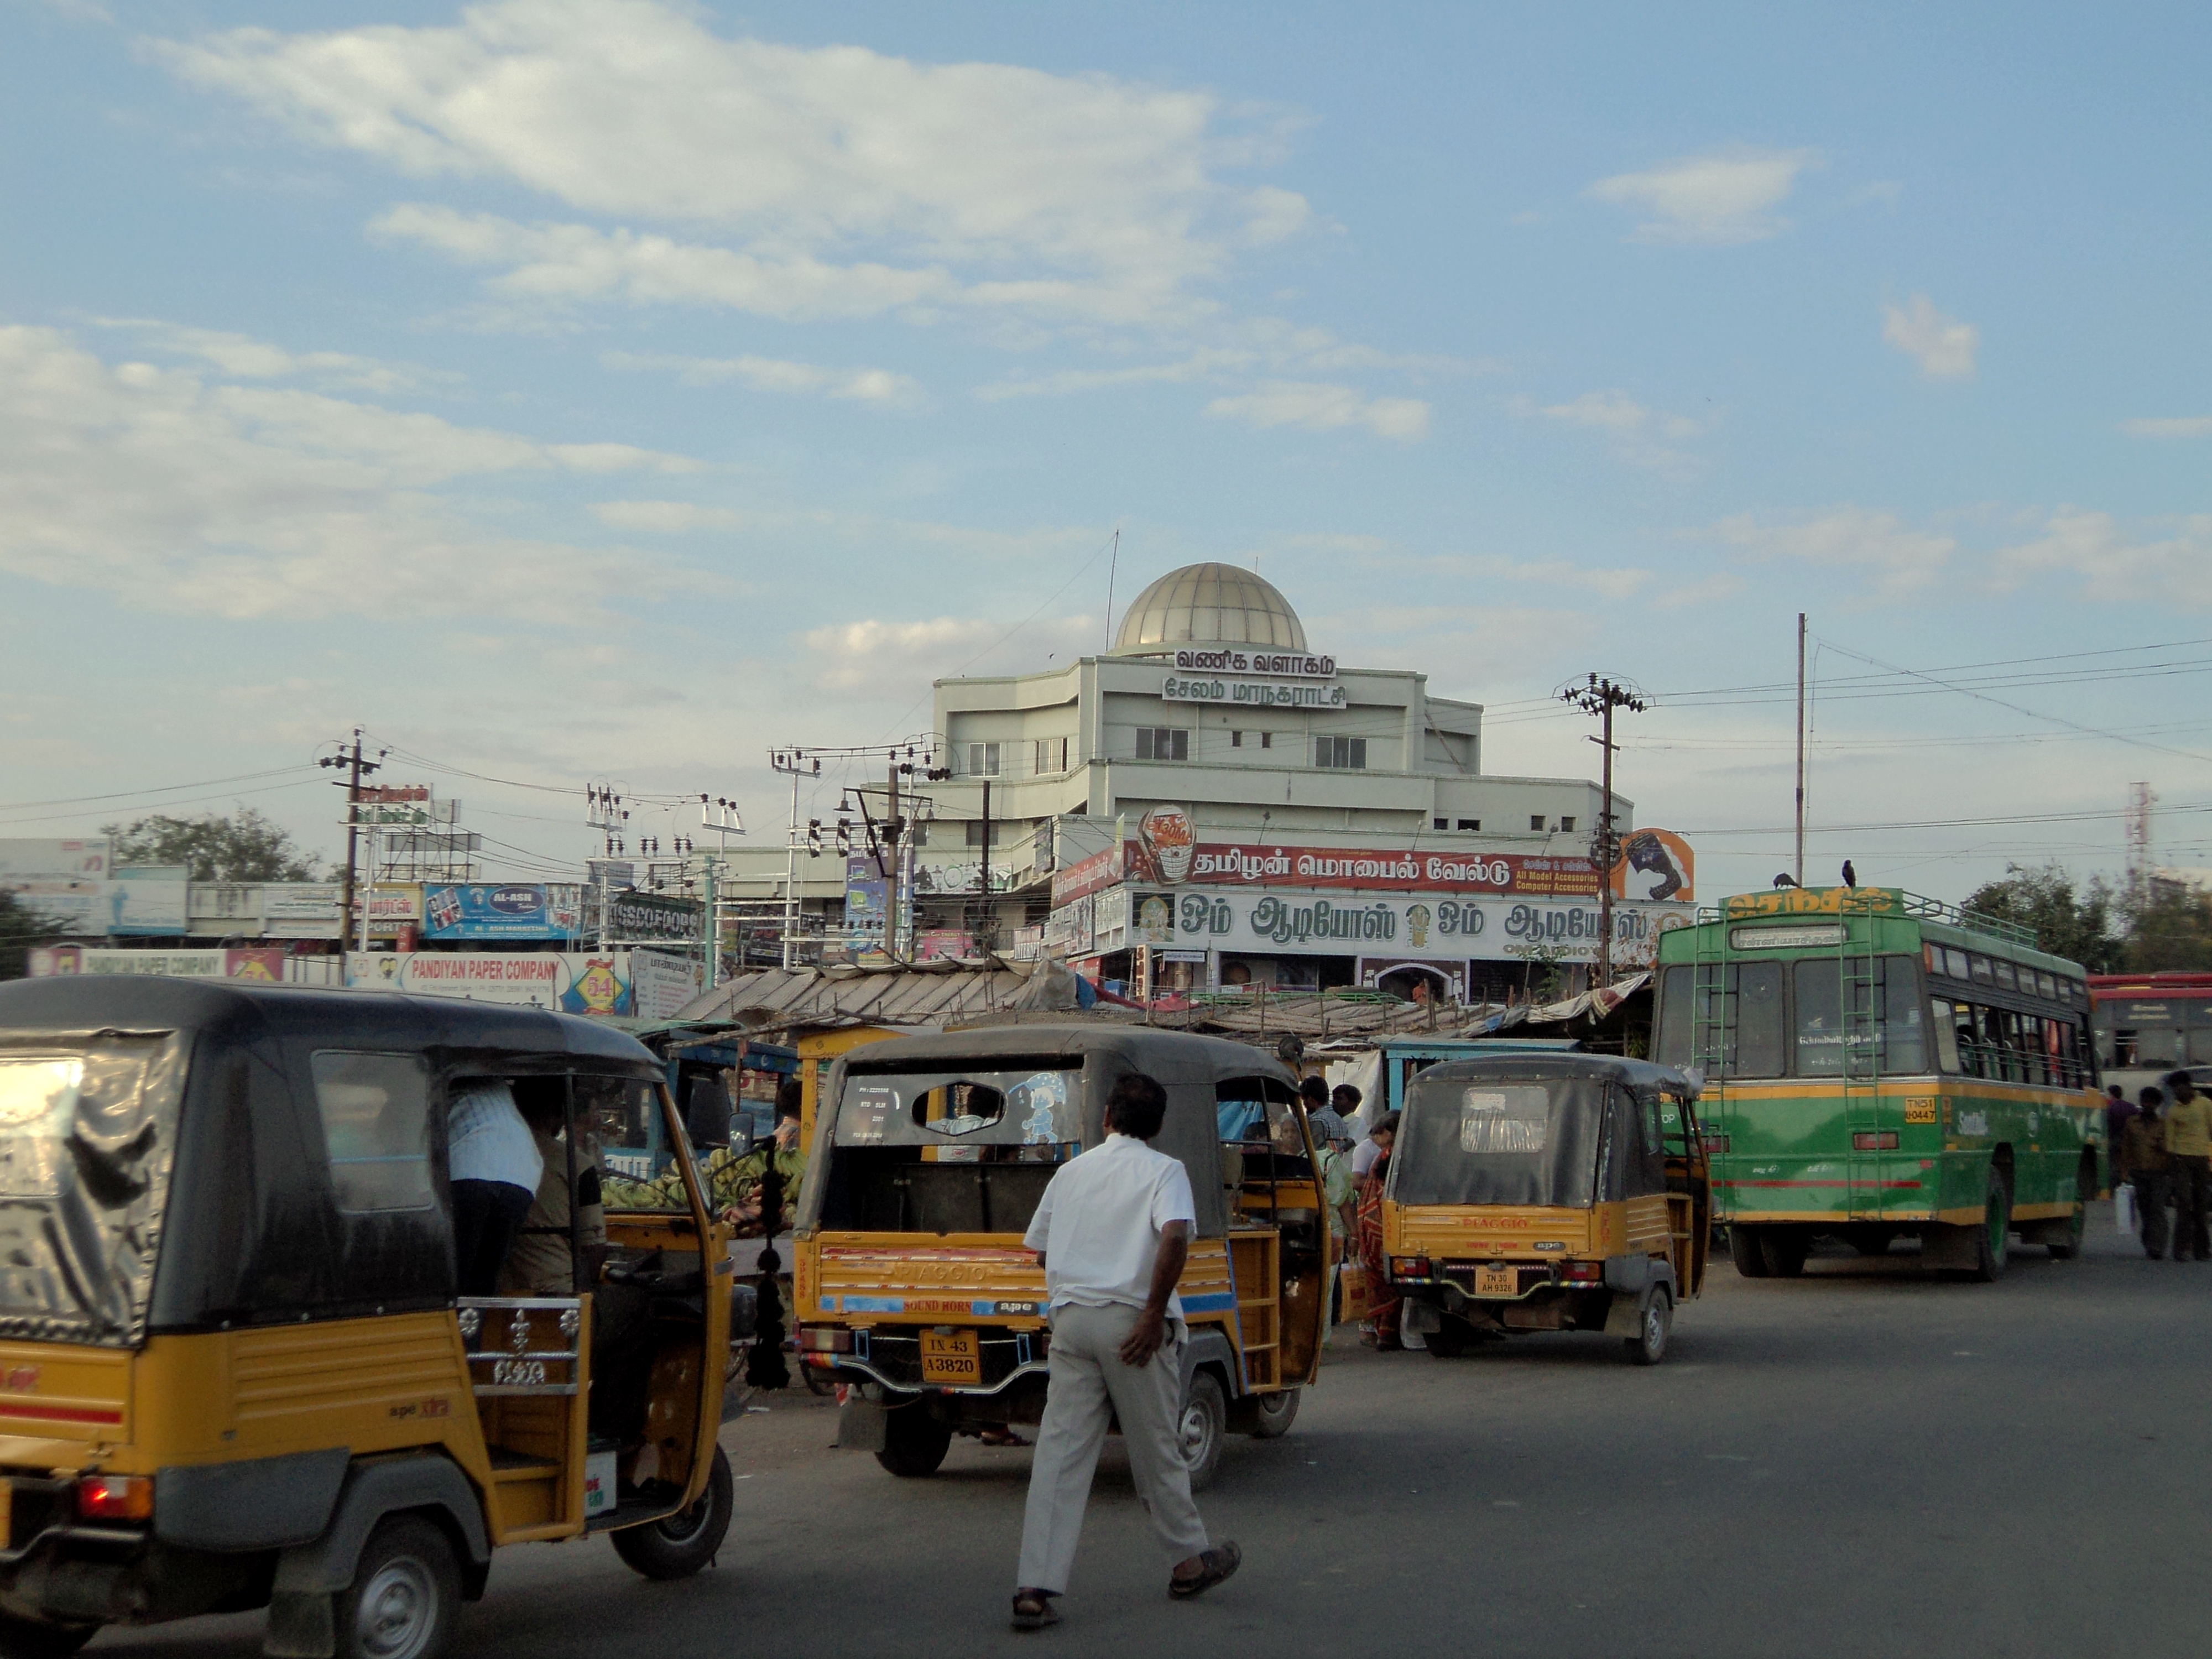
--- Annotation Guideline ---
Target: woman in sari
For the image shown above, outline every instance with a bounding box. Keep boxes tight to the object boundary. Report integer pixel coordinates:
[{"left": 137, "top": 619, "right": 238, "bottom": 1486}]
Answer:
[{"left": 1355, "top": 1114, "right": 1400, "bottom": 1349}]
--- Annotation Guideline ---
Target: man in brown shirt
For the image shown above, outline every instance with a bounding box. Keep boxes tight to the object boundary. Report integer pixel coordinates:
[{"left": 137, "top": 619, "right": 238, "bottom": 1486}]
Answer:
[{"left": 2121, "top": 1086, "right": 2172, "bottom": 1261}]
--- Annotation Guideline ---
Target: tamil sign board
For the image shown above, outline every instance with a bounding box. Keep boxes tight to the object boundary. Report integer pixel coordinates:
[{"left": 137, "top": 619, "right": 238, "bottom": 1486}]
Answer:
[
  {"left": 629, "top": 948, "right": 703, "bottom": 1021},
  {"left": 1144, "top": 887, "right": 1694, "bottom": 968},
  {"left": 263, "top": 883, "right": 344, "bottom": 938},
  {"left": 0, "top": 839, "right": 110, "bottom": 881}
]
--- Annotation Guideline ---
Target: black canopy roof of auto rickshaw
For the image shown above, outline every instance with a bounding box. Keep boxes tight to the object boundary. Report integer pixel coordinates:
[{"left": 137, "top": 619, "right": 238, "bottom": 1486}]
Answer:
[
  {"left": 0, "top": 976, "right": 664, "bottom": 1349},
  {"left": 1400, "top": 1052, "right": 1700, "bottom": 1096}
]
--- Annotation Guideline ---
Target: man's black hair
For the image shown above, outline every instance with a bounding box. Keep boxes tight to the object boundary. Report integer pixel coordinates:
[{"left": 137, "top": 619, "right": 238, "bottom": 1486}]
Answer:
[
  {"left": 776, "top": 1073, "right": 803, "bottom": 1120},
  {"left": 1299, "top": 1074, "right": 1329, "bottom": 1105},
  {"left": 1106, "top": 1072, "right": 1169, "bottom": 1140},
  {"left": 2141, "top": 1086, "right": 2166, "bottom": 1108}
]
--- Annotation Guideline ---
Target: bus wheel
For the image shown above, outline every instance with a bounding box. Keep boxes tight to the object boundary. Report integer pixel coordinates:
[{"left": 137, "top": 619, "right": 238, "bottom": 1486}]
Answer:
[
  {"left": 875, "top": 1405, "right": 952, "bottom": 1477},
  {"left": 1969, "top": 1168, "right": 2011, "bottom": 1282},
  {"left": 1729, "top": 1227, "right": 1770, "bottom": 1278},
  {"left": 2047, "top": 1161, "right": 2094, "bottom": 1260},
  {"left": 1624, "top": 1288, "right": 1672, "bottom": 1365},
  {"left": 1759, "top": 1230, "right": 1809, "bottom": 1278},
  {"left": 1179, "top": 1371, "right": 1228, "bottom": 1493},
  {"left": 335, "top": 1515, "right": 460, "bottom": 1659},
  {"left": 612, "top": 1446, "right": 734, "bottom": 1579},
  {"left": 0, "top": 1614, "right": 98, "bottom": 1658}
]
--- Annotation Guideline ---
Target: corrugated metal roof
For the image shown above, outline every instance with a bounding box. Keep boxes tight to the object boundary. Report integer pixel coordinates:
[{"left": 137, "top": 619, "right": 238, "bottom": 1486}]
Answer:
[{"left": 672, "top": 957, "right": 1091, "bottom": 1034}]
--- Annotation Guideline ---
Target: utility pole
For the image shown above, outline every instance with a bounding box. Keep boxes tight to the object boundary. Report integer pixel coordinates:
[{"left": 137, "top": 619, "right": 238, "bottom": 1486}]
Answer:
[
  {"left": 320, "top": 730, "right": 382, "bottom": 954},
  {"left": 884, "top": 755, "right": 901, "bottom": 962},
  {"left": 769, "top": 750, "right": 820, "bottom": 970},
  {"left": 1560, "top": 674, "right": 1651, "bottom": 989},
  {"left": 1795, "top": 613, "right": 1807, "bottom": 888}
]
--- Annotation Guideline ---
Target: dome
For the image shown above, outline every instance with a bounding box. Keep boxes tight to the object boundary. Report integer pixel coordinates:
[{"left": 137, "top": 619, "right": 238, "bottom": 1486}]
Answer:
[{"left": 1112, "top": 562, "right": 1307, "bottom": 654}]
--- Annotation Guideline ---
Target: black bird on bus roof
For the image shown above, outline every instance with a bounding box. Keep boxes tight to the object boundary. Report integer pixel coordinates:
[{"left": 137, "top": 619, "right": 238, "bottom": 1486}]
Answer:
[
  {"left": 1773, "top": 873, "right": 1798, "bottom": 888},
  {"left": 1841, "top": 859, "right": 1858, "bottom": 888}
]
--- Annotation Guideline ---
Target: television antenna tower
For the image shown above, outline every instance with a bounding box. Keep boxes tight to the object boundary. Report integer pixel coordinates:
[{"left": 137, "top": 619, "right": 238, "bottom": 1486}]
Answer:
[{"left": 2126, "top": 782, "right": 2155, "bottom": 896}]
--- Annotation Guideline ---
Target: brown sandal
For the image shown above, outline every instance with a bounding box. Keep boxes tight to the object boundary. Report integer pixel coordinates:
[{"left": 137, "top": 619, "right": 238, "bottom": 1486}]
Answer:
[
  {"left": 1170, "top": 1541, "right": 1241, "bottom": 1599},
  {"left": 1011, "top": 1590, "right": 1060, "bottom": 1630}
]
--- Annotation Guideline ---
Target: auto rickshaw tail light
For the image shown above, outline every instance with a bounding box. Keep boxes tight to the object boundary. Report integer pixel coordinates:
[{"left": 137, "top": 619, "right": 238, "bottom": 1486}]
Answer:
[
  {"left": 1390, "top": 1256, "right": 1433, "bottom": 1281},
  {"left": 76, "top": 1475, "right": 153, "bottom": 1522},
  {"left": 1561, "top": 1260, "right": 1604, "bottom": 1282},
  {"left": 798, "top": 1327, "right": 853, "bottom": 1353}
]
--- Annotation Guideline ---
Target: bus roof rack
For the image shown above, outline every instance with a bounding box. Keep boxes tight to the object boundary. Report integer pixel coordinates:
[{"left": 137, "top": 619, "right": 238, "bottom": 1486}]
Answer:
[{"left": 1697, "top": 888, "right": 2040, "bottom": 950}]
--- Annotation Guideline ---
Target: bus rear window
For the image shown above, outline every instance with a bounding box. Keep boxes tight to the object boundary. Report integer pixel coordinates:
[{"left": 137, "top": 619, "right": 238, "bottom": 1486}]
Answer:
[{"left": 1792, "top": 957, "right": 1927, "bottom": 1076}]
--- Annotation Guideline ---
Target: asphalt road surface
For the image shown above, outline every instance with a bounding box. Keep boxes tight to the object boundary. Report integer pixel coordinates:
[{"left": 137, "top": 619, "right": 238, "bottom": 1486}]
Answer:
[{"left": 105, "top": 1204, "right": 2209, "bottom": 1658}]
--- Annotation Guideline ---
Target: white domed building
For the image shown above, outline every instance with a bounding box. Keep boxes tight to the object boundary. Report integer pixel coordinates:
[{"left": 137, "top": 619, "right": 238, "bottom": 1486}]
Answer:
[{"left": 899, "top": 561, "right": 1677, "bottom": 1001}]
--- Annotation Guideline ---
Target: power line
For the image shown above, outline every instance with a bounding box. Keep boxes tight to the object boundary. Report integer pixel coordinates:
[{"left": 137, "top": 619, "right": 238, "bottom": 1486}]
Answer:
[{"left": 0, "top": 765, "right": 317, "bottom": 812}]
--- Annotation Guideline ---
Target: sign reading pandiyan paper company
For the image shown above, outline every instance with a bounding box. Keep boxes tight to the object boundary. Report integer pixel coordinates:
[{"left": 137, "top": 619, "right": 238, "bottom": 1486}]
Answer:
[{"left": 1161, "top": 675, "right": 1349, "bottom": 709}]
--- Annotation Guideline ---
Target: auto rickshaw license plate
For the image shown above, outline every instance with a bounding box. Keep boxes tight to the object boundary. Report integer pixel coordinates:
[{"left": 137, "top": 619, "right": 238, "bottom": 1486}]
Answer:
[
  {"left": 1475, "top": 1265, "right": 1517, "bottom": 1297},
  {"left": 920, "top": 1329, "right": 982, "bottom": 1385}
]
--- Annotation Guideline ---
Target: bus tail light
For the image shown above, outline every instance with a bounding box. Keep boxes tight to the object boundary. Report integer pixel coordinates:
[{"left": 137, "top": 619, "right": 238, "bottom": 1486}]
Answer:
[
  {"left": 76, "top": 1475, "right": 153, "bottom": 1522},
  {"left": 1390, "top": 1257, "right": 1433, "bottom": 1282},
  {"left": 1702, "top": 1133, "right": 1729, "bottom": 1154},
  {"left": 1852, "top": 1132, "right": 1901, "bottom": 1151}
]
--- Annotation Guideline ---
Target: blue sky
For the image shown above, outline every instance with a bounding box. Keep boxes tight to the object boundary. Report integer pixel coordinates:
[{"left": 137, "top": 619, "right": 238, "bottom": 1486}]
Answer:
[{"left": 4, "top": 1, "right": 2209, "bottom": 900}]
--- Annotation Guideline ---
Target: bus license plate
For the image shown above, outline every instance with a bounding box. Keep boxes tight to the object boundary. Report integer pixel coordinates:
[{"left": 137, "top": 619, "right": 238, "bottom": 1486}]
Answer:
[
  {"left": 1475, "top": 1265, "right": 1517, "bottom": 1298},
  {"left": 920, "top": 1329, "right": 982, "bottom": 1386}
]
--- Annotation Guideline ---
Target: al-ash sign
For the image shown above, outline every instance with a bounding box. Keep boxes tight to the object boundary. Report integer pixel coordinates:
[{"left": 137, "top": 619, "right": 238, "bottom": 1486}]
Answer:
[{"left": 422, "top": 884, "right": 583, "bottom": 942}]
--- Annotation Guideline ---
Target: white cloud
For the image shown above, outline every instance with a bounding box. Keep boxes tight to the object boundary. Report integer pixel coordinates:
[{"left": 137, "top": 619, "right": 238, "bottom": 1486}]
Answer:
[
  {"left": 801, "top": 614, "right": 1095, "bottom": 689},
  {"left": 1529, "top": 389, "right": 1709, "bottom": 472},
  {"left": 590, "top": 500, "right": 747, "bottom": 534},
  {"left": 1588, "top": 148, "right": 1815, "bottom": 244},
  {"left": 156, "top": 2, "right": 1310, "bottom": 331},
  {"left": 1991, "top": 508, "right": 2212, "bottom": 608},
  {"left": 1203, "top": 380, "right": 1429, "bottom": 441},
  {"left": 1699, "top": 507, "right": 1956, "bottom": 602},
  {"left": 602, "top": 350, "right": 919, "bottom": 404},
  {"left": 0, "top": 325, "right": 696, "bottom": 621},
  {"left": 2121, "top": 415, "right": 2212, "bottom": 439},
  {"left": 90, "top": 317, "right": 438, "bottom": 393},
  {"left": 1882, "top": 294, "right": 1979, "bottom": 380}
]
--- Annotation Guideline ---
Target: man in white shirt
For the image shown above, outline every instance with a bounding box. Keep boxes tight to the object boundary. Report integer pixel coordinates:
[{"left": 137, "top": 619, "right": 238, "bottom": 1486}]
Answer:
[
  {"left": 1011, "top": 1073, "right": 1241, "bottom": 1630},
  {"left": 447, "top": 1079, "right": 543, "bottom": 1297}
]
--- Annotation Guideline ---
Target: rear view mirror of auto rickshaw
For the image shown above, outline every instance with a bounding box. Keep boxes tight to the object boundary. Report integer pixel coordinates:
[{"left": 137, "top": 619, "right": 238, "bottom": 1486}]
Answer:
[
  {"left": 792, "top": 1026, "right": 1327, "bottom": 1490},
  {"left": 1381, "top": 1054, "right": 1709, "bottom": 1364},
  {"left": 0, "top": 977, "right": 744, "bottom": 1659}
]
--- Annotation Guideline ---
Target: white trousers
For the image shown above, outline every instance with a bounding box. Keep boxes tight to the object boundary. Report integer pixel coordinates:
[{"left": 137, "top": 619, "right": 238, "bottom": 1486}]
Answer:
[{"left": 1015, "top": 1302, "right": 1209, "bottom": 1594}]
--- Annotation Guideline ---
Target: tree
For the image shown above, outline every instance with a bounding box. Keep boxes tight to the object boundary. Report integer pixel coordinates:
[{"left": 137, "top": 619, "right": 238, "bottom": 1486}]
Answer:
[
  {"left": 1960, "top": 863, "right": 2123, "bottom": 971},
  {"left": 0, "top": 889, "right": 62, "bottom": 980},
  {"left": 2121, "top": 882, "right": 2212, "bottom": 972},
  {"left": 102, "top": 807, "right": 324, "bottom": 884}
]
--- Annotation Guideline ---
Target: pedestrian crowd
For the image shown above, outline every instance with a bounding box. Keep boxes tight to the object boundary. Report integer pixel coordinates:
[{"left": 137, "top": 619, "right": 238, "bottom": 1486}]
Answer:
[{"left": 2111, "top": 1071, "right": 2212, "bottom": 1261}]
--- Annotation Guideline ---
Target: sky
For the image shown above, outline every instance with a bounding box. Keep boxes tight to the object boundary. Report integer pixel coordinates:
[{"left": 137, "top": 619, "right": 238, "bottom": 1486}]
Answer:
[{"left": 3, "top": 0, "right": 2210, "bottom": 903}]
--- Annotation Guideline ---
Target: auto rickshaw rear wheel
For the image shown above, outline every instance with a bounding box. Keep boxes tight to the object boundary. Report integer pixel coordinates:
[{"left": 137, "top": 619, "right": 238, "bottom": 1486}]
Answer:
[
  {"left": 1229, "top": 1386, "right": 1300, "bottom": 1438},
  {"left": 1623, "top": 1287, "right": 1672, "bottom": 1365},
  {"left": 333, "top": 1514, "right": 459, "bottom": 1659},
  {"left": 0, "top": 1611, "right": 98, "bottom": 1658},
  {"left": 612, "top": 1446, "right": 735, "bottom": 1579},
  {"left": 874, "top": 1404, "right": 953, "bottom": 1477},
  {"left": 1179, "top": 1371, "right": 1227, "bottom": 1492},
  {"left": 1422, "top": 1314, "right": 1474, "bottom": 1358}
]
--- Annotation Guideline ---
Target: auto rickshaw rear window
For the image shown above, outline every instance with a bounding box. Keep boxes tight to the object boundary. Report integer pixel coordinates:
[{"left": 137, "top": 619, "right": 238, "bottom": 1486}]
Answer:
[
  {"left": 836, "top": 1067, "right": 1082, "bottom": 1150},
  {"left": 1392, "top": 1076, "right": 1605, "bottom": 1209},
  {"left": 309, "top": 1051, "right": 435, "bottom": 1213}
]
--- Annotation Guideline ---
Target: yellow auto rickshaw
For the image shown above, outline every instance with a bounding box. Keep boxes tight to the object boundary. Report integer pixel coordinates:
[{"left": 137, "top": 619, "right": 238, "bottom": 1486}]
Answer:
[
  {"left": 0, "top": 978, "right": 744, "bottom": 1659},
  {"left": 1383, "top": 1053, "right": 1709, "bottom": 1363},
  {"left": 792, "top": 1026, "right": 1327, "bottom": 1489}
]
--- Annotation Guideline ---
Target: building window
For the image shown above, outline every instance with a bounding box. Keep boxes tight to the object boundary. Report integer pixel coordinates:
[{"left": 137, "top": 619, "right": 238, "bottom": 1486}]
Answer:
[
  {"left": 1136, "top": 728, "right": 1189, "bottom": 761},
  {"left": 1530, "top": 815, "right": 1546, "bottom": 832},
  {"left": 1316, "top": 736, "right": 1367, "bottom": 770},
  {"left": 965, "top": 821, "right": 1005, "bottom": 848},
  {"left": 967, "top": 742, "right": 1000, "bottom": 777},
  {"left": 1457, "top": 818, "right": 1480, "bottom": 831},
  {"left": 1260, "top": 731, "right": 1272, "bottom": 749},
  {"left": 1033, "top": 737, "right": 1068, "bottom": 775},
  {"left": 1231, "top": 731, "right": 1244, "bottom": 748},
  {"left": 1560, "top": 816, "right": 1576, "bottom": 833},
  {"left": 1433, "top": 817, "right": 1448, "bottom": 830}
]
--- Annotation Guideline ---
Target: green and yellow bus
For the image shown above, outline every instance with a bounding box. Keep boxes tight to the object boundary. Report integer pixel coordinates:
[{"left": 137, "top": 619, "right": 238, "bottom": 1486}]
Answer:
[{"left": 1651, "top": 887, "right": 2103, "bottom": 1280}]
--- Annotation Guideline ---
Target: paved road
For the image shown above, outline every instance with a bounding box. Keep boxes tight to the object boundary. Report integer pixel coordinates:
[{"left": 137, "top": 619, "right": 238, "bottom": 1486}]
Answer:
[{"left": 107, "top": 1206, "right": 2209, "bottom": 1658}]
